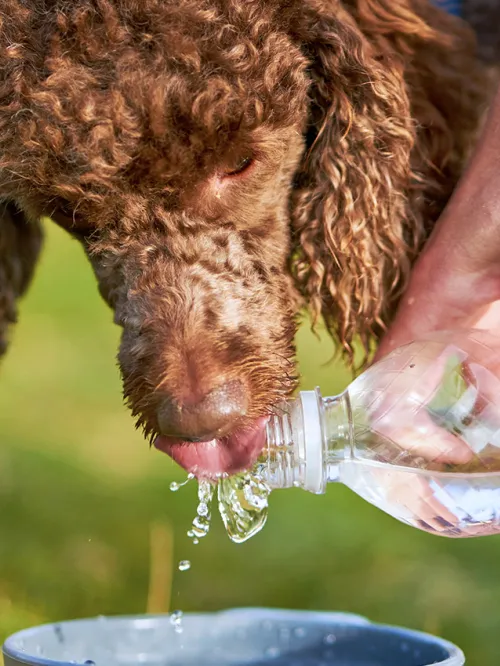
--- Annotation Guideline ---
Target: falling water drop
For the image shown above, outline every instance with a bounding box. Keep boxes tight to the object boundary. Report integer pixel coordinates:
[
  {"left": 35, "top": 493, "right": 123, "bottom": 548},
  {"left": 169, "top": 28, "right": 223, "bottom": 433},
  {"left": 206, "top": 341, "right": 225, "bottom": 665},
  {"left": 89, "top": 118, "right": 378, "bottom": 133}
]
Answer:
[
  {"left": 186, "top": 480, "right": 215, "bottom": 545},
  {"left": 170, "top": 473, "right": 195, "bottom": 493},
  {"left": 170, "top": 610, "right": 184, "bottom": 634}
]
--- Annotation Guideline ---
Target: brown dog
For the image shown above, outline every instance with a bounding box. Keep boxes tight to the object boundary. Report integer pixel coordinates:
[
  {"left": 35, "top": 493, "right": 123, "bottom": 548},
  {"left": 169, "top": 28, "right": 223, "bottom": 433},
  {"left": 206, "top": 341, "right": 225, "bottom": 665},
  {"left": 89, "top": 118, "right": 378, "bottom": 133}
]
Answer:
[{"left": 0, "top": 0, "right": 492, "bottom": 476}]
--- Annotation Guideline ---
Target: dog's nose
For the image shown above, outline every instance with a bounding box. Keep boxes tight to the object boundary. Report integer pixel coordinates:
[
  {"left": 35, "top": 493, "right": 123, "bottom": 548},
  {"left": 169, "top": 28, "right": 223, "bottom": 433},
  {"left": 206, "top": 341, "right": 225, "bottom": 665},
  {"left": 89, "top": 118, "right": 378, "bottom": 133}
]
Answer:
[{"left": 157, "top": 380, "right": 248, "bottom": 441}]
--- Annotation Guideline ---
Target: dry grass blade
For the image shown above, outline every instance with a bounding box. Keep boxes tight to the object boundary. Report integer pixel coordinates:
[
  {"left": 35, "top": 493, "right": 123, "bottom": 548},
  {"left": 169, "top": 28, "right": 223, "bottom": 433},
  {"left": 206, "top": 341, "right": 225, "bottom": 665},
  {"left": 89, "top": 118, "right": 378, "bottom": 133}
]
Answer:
[{"left": 146, "top": 521, "right": 174, "bottom": 615}]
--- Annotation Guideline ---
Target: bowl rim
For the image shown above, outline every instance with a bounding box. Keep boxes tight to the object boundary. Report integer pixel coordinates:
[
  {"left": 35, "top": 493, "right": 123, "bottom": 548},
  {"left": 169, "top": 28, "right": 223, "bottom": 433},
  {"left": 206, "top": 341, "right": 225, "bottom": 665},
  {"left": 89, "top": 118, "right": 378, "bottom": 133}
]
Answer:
[{"left": 2, "top": 609, "right": 465, "bottom": 666}]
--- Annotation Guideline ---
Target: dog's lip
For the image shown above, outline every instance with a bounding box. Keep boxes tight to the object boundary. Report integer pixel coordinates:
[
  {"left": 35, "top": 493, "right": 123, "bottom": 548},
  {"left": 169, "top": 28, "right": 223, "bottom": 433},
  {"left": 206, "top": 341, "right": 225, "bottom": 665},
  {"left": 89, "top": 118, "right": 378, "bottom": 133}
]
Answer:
[{"left": 154, "top": 417, "right": 269, "bottom": 479}]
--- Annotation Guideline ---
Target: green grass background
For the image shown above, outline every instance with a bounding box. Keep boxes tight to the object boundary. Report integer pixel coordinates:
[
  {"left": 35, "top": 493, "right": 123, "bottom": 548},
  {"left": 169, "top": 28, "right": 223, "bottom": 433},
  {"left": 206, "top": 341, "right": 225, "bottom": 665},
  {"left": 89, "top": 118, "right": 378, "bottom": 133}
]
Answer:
[{"left": 1, "top": 222, "right": 500, "bottom": 664}]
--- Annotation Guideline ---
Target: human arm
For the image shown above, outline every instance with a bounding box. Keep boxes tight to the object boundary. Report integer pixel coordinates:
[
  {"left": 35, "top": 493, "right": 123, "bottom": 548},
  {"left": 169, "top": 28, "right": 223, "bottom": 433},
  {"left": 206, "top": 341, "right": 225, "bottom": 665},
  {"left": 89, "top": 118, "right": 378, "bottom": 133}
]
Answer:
[{"left": 376, "top": 82, "right": 500, "bottom": 359}]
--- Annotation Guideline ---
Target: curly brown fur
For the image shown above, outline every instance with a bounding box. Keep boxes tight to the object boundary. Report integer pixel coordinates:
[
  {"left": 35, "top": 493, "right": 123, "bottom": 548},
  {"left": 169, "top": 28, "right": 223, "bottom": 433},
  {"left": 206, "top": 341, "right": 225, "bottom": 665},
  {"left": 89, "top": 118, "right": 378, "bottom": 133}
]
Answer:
[
  {"left": 0, "top": 0, "right": 492, "bottom": 443},
  {"left": 291, "top": 0, "right": 489, "bottom": 359}
]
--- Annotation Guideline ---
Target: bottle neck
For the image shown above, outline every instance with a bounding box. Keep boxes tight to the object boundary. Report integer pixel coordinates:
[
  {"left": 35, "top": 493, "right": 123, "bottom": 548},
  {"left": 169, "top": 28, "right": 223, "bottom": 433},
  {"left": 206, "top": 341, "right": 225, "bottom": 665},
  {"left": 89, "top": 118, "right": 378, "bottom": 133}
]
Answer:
[
  {"left": 323, "top": 392, "right": 352, "bottom": 481},
  {"left": 259, "top": 388, "right": 352, "bottom": 494}
]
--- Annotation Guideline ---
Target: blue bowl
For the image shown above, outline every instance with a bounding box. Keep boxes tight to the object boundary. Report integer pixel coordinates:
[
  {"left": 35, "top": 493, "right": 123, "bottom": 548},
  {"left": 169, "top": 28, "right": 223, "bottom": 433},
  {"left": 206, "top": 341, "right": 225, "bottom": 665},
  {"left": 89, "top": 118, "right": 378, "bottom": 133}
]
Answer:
[{"left": 3, "top": 608, "right": 465, "bottom": 666}]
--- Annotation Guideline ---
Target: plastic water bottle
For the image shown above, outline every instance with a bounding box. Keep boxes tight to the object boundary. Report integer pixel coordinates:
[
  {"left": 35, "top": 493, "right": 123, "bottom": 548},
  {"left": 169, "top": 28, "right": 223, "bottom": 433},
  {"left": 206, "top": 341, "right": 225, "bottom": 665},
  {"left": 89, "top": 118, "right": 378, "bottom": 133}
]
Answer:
[{"left": 259, "top": 329, "right": 500, "bottom": 537}]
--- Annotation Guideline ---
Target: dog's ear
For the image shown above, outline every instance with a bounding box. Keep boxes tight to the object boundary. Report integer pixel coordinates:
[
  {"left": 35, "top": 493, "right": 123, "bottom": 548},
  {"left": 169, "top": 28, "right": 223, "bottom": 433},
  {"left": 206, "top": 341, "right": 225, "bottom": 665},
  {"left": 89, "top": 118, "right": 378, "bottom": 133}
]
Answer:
[
  {"left": 0, "top": 202, "right": 43, "bottom": 357},
  {"left": 288, "top": 0, "right": 485, "bottom": 365}
]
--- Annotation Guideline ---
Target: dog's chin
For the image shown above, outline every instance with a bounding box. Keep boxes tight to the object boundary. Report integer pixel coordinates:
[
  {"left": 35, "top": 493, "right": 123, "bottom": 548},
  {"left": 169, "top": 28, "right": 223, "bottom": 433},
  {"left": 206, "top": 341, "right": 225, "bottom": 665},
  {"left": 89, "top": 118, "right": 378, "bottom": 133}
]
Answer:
[{"left": 154, "top": 417, "right": 269, "bottom": 479}]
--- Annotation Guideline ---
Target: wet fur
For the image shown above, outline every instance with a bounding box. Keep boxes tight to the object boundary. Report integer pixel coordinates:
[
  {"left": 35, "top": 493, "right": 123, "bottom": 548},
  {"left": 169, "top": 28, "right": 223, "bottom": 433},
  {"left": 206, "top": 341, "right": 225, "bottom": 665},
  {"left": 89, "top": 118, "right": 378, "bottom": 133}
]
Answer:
[{"left": 0, "top": 0, "right": 491, "bottom": 440}]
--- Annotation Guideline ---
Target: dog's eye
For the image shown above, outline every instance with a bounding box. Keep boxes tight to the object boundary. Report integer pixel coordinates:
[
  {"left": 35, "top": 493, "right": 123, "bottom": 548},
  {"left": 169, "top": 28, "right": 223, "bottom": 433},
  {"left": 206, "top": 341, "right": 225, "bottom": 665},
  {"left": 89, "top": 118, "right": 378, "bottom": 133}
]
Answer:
[{"left": 223, "top": 155, "right": 254, "bottom": 178}]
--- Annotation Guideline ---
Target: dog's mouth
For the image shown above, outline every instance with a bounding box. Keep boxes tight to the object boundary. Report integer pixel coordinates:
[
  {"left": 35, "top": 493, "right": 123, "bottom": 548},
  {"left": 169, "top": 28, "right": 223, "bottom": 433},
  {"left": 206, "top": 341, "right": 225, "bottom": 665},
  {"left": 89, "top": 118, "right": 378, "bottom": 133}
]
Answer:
[{"left": 154, "top": 417, "right": 269, "bottom": 479}]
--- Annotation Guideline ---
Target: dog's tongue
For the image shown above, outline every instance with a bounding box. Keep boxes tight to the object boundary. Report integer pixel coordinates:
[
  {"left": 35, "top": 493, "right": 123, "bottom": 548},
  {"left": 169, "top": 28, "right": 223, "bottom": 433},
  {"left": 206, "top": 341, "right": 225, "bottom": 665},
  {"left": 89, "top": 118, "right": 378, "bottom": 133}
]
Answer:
[{"left": 154, "top": 417, "right": 268, "bottom": 478}]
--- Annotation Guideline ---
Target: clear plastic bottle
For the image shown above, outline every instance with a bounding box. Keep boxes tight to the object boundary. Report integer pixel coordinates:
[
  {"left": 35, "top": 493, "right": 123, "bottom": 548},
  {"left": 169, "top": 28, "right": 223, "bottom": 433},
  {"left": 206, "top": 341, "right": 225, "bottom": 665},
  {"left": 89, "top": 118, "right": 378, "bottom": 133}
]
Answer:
[{"left": 259, "top": 329, "right": 500, "bottom": 537}]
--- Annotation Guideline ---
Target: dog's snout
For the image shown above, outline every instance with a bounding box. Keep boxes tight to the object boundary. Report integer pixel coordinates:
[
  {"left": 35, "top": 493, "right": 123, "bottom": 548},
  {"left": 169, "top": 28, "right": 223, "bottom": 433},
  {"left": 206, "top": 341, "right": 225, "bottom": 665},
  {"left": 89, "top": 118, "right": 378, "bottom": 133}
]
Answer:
[{"left": 157, "top": 379, "right": 248, "bottom": 441}]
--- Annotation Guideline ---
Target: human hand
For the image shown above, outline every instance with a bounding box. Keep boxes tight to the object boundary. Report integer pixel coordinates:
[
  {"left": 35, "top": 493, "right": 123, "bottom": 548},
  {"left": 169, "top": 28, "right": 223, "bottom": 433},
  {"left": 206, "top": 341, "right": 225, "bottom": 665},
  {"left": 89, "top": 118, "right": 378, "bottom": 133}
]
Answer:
[
  {"left": 374, "top": 238, "right": 500, "bottom": 362},
  {"left": 366, "top": 84, "right": 500, "bottom": 536},
  {"left": 366, "top": 333, "right": 500, "bottom": 537}
]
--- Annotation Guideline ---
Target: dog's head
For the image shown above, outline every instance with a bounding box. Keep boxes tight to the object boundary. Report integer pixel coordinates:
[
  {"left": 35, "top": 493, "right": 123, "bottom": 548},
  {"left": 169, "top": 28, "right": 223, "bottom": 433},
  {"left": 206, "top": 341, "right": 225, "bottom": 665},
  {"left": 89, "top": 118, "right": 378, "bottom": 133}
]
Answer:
[{"left": 0, "top": 0, "right": 483, "bottom": 475}]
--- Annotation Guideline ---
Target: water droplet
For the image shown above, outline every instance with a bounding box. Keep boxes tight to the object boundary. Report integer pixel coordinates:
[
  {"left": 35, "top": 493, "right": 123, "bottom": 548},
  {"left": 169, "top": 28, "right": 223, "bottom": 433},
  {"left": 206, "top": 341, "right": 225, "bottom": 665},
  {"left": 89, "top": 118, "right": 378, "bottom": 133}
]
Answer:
[
  {"left": 192, "top": 538, "right": 199, "bottom": 545},
  {"left": 192, "top": 515, "right": 210, "bottom": 537},
  {"left": 279, "top": 627, "right": 291, "bottom": 642},
  {"left": 170, "top": 474, "right": 194, "bottom": 493},
  {"left": 400, "top": 642, "right": 409, "bottom": 653},
  {"left": 324, "top": 633, "right": 336, "bottom": 645},
  {"left": 178, "top": 560, "right": 191, "bottom": 572},
  {"left": 265, "top": 646, "right": 280, "bottom": 658},
  {"left": 197, "top": 502, "right": 209, "bottom": 517},
  {"left": 293, "top": 627, "right": 306, "bottom": 638},
  {"left": 170, "top": 610, "right": 184, "bottom": 634},
  {"left": 84, "top": 661, "right": 96, "bottom": 665}
]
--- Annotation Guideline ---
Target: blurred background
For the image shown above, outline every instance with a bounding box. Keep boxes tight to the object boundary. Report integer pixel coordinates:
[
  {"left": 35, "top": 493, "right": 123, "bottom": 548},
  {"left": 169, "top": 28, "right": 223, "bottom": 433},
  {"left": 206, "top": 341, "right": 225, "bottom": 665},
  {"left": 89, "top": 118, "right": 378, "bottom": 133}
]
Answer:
[{"left": 1, "top": 222, "right": 500, "bottom": 665}]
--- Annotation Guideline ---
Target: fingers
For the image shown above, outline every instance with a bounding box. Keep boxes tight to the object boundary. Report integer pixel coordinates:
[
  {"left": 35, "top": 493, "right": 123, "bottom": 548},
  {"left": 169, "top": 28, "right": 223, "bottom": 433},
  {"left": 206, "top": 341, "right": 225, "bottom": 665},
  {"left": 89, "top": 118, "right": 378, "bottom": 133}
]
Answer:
[
  {"left": 383, "top": 420, "right": 475, "bottom": 466},
  {"left": 382, "top": 472, "right": 461, "bottom": 534},
  {"left": 366, "top": 344, "right": 476, "bottom": 466}
]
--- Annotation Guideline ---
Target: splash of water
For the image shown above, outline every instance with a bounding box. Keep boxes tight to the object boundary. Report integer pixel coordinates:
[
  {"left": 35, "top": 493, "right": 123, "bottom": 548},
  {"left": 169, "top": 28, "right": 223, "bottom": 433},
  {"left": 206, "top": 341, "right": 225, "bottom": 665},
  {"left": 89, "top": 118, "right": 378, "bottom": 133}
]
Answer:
[
  {"left": 170, "top": 468, "right": 270, "bottom": 547},
  {"left": 187, "top": 480, "right": 215, "bottom": 544},
  {"left": 170, "top": 610, "right": 184, "bottom": 634},
  {"left": 218, "top": 470, "right": 270, "bottom": 543}
]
